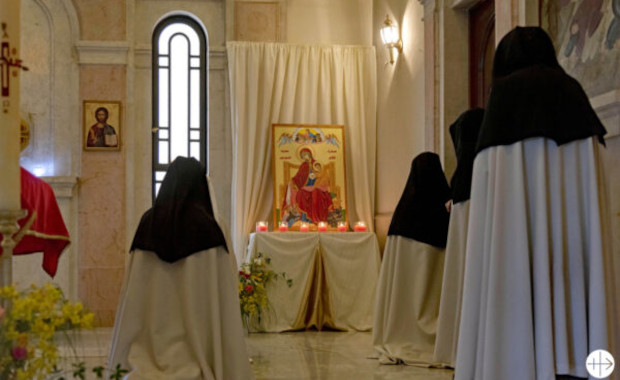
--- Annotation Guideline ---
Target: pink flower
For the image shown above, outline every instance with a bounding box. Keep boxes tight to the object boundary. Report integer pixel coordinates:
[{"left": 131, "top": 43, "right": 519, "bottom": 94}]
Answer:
[
  {"left": 244, "top": 284, "right": 254, "bottom": 293},
  {"left": 11, "top": 346, "right": 28, "bottom": 361}
]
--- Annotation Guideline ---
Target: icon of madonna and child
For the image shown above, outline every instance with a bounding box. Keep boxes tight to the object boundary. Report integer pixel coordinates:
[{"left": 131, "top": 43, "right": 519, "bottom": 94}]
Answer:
[{"left": 275, "top": 126, "right": 346, "bottom": 231}]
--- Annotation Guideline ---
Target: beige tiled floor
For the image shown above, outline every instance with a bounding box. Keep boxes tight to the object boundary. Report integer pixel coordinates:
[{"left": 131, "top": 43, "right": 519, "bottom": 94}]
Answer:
[
  {"left": 57, "top": 328, "right": 454, "bottom": 380},
  {"left": 247, "top": 331, "right": 454, "bottom": 380}
]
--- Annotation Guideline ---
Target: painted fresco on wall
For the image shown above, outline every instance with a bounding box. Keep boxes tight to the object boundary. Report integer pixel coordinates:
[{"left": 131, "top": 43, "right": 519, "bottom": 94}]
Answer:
[
  {"left": 542, "top": 0, "right": 620, "bottom": 97},
  {"left": 272, "top": 124, "right": 347, "bottom": 230}
]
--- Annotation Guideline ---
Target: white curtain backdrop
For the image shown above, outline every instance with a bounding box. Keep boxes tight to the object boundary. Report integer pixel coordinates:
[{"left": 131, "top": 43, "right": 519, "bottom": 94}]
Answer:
[{"left": 227, "top": 42, "right": 377, "bottom": 264}]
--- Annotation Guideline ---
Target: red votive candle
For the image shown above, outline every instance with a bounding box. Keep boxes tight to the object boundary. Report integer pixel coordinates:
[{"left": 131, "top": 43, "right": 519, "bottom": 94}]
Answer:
[
  {"left": 354, "top": 221, "right": 367, "bottom": 232},
  {"left": 300, "top": 222, "right": 310, "bottom": 232},
  {"left": 278, "top": 222, "right": 288, "bottom": 232},
  {"left": 318, "top": 222, "right": 328, "bottom": 232},
  {"left": 256, "top": 221, "right": 268, "bottom": 232}
]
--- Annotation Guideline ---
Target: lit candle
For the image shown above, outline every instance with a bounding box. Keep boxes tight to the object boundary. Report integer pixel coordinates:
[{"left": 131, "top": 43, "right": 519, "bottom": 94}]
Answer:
[
  {"left": 337, "top": 222, "right": 347, "bottom": 232},
  {"left": 0, "top": 0, "right": 22, "bottom": 211},
  {"left": 278, "top": 222, "right": 288, "bottom": 232},
  {"left": 317, "top": 221, "right": 328, "bottom": 232},
  {"left": 256, "top": 221, "right": 268, "bottom": 232},
  {"left": 354, "top": 221, "right": 367, "bottom": 232},
  {"left": 299, "top": 222, "right": 309, "bottom": 232}
]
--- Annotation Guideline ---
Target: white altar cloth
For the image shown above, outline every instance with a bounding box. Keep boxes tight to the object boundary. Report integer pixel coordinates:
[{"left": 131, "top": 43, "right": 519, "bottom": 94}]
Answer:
[{"left": 245, "top": 232, "right": 381, "bottom": 332}]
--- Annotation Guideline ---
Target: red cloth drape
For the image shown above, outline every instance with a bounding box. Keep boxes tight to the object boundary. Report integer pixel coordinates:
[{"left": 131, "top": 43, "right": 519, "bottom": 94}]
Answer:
[
  {"left": 291, "top": 161, "right": 333, "bottom": 223},
  {"left": 0, "top": 168, "right": 70, "bottom": 277}
]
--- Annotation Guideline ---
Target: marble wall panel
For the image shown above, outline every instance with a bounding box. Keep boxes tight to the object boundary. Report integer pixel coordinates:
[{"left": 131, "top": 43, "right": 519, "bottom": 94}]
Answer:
[
  {"left": 79, "top": 66, "right": 126, "bottom": 326},
  {"left": 74, "top": 0, "right": 126, "bottom": 41},
  {"left": 208, "top": 60, "right": 232, "bottom": 230},
  {"left": 286, "top": 0, "right": 372, "bottom": 45},
  {"left": 78, "top": 267, "right": 125, "bottom": 326}
]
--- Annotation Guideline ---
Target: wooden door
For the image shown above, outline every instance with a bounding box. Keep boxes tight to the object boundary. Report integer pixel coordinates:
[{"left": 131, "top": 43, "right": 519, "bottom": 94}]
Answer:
[{"left": 470, "top": 0, "right": 495, "bottom": 109}]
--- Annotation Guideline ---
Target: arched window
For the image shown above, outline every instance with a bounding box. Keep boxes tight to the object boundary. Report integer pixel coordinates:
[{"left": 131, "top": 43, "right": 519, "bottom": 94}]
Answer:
[{"left": 152, "top": 15, "right": 208, "bottom": 200}]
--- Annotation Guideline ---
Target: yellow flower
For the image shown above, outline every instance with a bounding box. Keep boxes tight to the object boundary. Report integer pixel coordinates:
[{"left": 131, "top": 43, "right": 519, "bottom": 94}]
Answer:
[
  {"left": 0, "top": 283, "right": 97, "bottom": 379},
  {"left": 16, "top": 333, "right": 29, "bottom": 346}
]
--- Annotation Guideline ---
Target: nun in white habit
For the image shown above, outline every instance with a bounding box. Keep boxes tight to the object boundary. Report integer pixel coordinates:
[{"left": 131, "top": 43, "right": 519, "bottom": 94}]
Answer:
[
  {"left": 454, "top": 27, "right": 613, "bottom": 380},
  {"left": 433, "top": 108, "right": 484, "bottom": 368},
  {"left": 108, "top": 157, "right": 254, "bottom": 380},
  {"left": 373, "top": 152, "right": 451, "bottom": 366}
]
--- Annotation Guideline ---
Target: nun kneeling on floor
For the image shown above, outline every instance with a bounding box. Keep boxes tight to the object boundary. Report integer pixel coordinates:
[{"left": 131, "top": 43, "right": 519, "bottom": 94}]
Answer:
[
  {"left": 454, "top": 27, "right": 616, "bottom": 380},
  {"left": 433, "top": 107, "right": 484, "bottom": 369},
  {"left": 108, "top": 156, "right": 254, "bottom": 380},
  {"left": 372, "top": 152, "right": 451, "bottom": 367}
]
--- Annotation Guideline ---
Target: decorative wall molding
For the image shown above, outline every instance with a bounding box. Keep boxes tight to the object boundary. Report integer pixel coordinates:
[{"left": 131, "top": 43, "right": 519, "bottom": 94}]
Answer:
[
  {"left": 235, "top": 1, "right": 281, "bottom": 42},
  {"left": 419, "top": 0, "right": 436, "bottom": 14},
  {"left": 209, "top": 48, "right": 228, "bottom": 71},
  {"left": 41, "top": 176, "right": 77, "bottom": 199},
  {"left": 75, "top": 41, "right": 130, "bottom": 65},
  {"left": 134, "top": 43, "right": 151, "bottom": 69}
]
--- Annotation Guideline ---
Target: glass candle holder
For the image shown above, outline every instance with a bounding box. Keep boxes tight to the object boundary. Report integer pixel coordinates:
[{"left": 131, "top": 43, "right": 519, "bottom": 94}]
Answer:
[
  {"left": 317, "top": 221, "right": 328, "bottom": 232},
  {"left": 337, "top": 221, "right": 347, "bottom": 232},
  {"left": 299, "top": 222, "right": 310, "bottom": 232},
  {"left": 278, "top": 222, "right": 288, "bottom": 232},
  {"left": 354, "top": 221, "right": 367, "bottom": 232},
  {"left": 256, "top": 221, "right": 268, "bottom": 232}
]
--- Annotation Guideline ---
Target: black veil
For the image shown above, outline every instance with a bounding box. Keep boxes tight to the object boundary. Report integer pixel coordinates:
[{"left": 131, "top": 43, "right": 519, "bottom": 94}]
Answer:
[
  {"left": 476, "top": 26, "right": 606, "bottom": 154},
  {"left": 131, "top": 156, "right": 227, "bottom": 262},
  {"left": 449, "top": 108, "right": 484, "bottom": 204},
  {"left": 387, "top": 152, "right": 451, "bottom": 248}
]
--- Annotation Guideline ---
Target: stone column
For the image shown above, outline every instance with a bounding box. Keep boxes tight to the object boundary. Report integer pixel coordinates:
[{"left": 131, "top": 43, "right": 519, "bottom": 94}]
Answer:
[
  {"left": 0, "top": 0, "right": 21, "bottom": 211},
  {"left": 495, "top": 0, "right": 539, "bottom": 43},
  {"left": 420, "top": 0, "right": 439, "bottom": 154},
  {"left": 419, "top": 0, "right": 469, "bottom": 177},
  {"left": 0, "top": 0, "right": 26, "bottom": 296}
]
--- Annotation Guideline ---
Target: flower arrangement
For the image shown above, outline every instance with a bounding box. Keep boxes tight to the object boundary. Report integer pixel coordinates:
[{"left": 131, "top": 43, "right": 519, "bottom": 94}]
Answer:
[
  {"left": 238, "top": 252, "right": 292, "bottom": 329},
  {"left": 0, "top": 283, "right": 127, "bottom": 380}
]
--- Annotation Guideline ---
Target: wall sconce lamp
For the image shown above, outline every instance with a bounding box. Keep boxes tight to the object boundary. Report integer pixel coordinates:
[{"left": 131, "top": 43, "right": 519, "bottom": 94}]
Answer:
[{"left": 380, "top": 14, "right": 403, "bottom": 65}]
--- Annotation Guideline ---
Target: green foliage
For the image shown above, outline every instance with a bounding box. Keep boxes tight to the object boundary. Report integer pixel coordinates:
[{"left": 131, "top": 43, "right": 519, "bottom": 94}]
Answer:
[{"left": 238, "top": 252, "right": 293, "bottom": 328}]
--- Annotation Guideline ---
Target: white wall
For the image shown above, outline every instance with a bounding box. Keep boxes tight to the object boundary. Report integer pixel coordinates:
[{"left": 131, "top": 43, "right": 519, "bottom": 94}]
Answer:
[{"left": 374, "top": 0, "right": 426, "bottom": 246}]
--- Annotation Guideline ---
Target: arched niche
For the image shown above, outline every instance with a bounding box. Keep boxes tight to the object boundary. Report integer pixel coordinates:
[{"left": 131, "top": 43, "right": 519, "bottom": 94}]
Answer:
[
  {"left": 20, "top": 0, "right": 80, "bottom": 178},
  {"left": 15, "top": 0, "right": 80, "bottom": 299}
]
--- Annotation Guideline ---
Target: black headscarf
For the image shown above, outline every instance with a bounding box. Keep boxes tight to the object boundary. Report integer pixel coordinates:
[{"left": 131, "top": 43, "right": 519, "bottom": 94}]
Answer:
[
  {"left": 388, "top": 152, "right": 451, "bottom": 248},
  {"left": 476, "top": 26, "right": 606, "bottom": 154},
  {"left": 130, "top": 156, "right": 227, "bottom": 262},
  {"left": 450, "top": 108, "right": 484, "bottom": 204}
]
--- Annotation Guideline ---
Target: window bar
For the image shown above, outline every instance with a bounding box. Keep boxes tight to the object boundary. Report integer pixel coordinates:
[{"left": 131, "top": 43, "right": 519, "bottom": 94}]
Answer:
[
  {"left": 168, "top": 37, "right": 173, "bottom": 166},
  {"left": 153, "top": 18, "right": 208, "bottom": 200},
  {"left": 187, "top": 40, "right": 191, "bottom": 160},
  {"left": 201, "top": 47, "right": 207, "bottom": 172}
]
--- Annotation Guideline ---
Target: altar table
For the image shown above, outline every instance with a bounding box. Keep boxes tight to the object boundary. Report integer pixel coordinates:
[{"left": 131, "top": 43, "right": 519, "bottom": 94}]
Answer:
[{"left": 244, "top": 232, "right": 381, "bottom": 332}]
